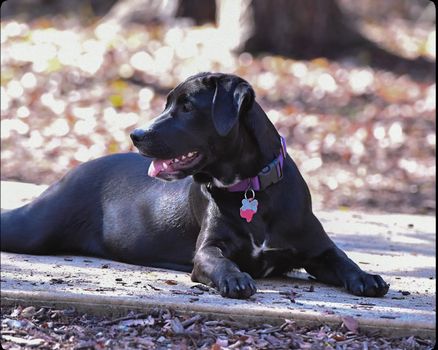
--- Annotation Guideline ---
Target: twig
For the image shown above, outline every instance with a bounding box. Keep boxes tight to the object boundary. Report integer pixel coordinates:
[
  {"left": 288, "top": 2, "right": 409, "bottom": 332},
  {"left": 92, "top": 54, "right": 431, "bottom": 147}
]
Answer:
[
  {"left": 100, "top": 312, "right": 148, "bottom": 326},
  {"left": 181, "top": 314, "right": 203, "bottom": 328}
]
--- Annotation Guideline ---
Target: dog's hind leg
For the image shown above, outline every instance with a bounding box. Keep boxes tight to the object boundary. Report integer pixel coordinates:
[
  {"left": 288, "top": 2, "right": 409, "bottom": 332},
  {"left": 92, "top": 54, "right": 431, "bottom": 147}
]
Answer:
[
  {"left": 1, "top": 178, "right": 105, "bottom": 256},
  {"left": 1, "top": 206, "right": 48, "bottom": 254}
]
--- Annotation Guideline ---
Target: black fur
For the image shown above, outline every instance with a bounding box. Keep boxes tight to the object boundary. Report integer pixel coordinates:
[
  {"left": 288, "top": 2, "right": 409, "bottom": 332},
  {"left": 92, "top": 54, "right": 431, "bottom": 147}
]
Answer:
[{"left": 1, "top": 73, "right": 389, "bottom": 299}]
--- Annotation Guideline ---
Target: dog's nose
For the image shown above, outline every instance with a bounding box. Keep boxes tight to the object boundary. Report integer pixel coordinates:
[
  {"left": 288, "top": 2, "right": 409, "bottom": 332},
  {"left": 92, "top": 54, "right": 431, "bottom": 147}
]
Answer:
[{"left": 130, "top": 128, "right": 147, "bottom": 143}]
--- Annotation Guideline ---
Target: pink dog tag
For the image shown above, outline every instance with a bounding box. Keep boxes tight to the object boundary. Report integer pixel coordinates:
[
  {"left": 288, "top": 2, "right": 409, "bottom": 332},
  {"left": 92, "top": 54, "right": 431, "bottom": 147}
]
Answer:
[{"left": 240, "top": 189, "right": 258, "bottom": 223}]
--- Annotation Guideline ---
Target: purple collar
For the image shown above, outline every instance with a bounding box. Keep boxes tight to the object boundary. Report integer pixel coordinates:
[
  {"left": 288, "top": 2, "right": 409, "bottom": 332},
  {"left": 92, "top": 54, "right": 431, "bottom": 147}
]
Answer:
[{"left": 225, "top": 136, "right": 287, "bottom": 192}]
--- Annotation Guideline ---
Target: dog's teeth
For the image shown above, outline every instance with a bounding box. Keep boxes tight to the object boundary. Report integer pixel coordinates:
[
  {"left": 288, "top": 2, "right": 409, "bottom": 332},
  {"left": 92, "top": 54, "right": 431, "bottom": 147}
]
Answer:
[
  {"left": 181, "top": 155, "right": 186, "bottom": 160},
  {"left": 188, "top": 152, "right": 194, "bottom": 157},
  {"left": 163, "top": 163, "right": 168, "bottom": 169},
  {"left": 174, "top": 158, "right": 179, "bottom": 163}
]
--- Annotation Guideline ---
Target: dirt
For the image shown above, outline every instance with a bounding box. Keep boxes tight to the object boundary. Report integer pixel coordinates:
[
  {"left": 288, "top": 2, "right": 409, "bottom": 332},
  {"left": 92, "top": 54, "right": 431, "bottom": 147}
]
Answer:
[{"left": 1, "top": 305, "right": 435, "bottom": 349}]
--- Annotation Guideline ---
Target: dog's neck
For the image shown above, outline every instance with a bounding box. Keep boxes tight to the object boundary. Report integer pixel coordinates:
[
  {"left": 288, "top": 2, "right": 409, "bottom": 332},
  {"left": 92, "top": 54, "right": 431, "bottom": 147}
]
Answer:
[
  {"left": 209, "top": 131, "right": 265, "bottom": 188},
  {"left": 224, "top": 135, "right": 286, "bottom": 192},
  {"left": 197, "top": 103, "right": 282, "bottom": 189}
]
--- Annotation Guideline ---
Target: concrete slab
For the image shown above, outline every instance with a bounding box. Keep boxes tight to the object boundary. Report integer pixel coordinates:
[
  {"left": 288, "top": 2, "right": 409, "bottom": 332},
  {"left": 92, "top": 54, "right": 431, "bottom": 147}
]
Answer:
[{"left": 0, "top": 181, "right": 436, "bottom": 338}]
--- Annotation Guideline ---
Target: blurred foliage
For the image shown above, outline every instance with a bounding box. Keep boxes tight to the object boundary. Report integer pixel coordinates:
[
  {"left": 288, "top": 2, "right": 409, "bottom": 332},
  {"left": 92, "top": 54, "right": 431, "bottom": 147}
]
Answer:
[{"left": 0, "top": 2, "right": 435, "bottom": 214}]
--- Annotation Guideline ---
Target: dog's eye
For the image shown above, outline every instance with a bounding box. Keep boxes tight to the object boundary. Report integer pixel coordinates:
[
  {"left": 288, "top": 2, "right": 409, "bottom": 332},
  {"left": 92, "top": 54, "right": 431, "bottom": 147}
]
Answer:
[{"left": 182, "top": 101, "right": 193, "bottom": 113}]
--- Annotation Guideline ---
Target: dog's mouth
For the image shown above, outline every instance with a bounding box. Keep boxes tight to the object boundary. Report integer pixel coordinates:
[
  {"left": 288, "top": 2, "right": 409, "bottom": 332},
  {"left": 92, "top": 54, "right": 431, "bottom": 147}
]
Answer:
[{"left": 148, "top": 151, "right": 203, "bottom": 178}]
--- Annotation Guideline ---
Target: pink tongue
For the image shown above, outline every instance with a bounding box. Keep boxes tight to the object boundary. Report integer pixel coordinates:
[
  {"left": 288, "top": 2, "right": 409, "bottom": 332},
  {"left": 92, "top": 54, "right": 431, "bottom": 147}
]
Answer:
[{"left": 148, "top": 159, "right": 169, "bottom": 177}]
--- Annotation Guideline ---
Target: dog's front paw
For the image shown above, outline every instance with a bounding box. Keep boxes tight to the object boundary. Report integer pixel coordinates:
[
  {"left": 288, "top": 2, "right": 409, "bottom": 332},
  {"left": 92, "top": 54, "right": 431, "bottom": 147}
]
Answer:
[
  {"left": 345, "top": 272, "right": 389, "bottom": 297},
  {"left": 217, "top": 272, "right": 257, "bottom": 299}
]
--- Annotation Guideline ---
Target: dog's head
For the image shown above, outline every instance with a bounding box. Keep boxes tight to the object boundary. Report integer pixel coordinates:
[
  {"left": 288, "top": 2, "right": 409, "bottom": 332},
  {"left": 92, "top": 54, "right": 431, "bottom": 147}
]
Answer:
[{"left": 131, "top": 72, "right": 279, "bottom": 183}]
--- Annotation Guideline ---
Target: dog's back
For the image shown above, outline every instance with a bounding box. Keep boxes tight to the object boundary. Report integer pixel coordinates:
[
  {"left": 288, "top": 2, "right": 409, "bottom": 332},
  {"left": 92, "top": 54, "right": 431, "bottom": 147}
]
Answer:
[{"left": 1, "top": 153, "right": 195, "bottom": 260}]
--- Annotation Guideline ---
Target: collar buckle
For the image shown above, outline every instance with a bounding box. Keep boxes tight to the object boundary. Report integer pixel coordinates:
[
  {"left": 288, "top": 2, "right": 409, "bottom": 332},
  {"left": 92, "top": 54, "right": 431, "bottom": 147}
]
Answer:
[{"left": 258, "top": 156, "right": 283, "bottom": 190}]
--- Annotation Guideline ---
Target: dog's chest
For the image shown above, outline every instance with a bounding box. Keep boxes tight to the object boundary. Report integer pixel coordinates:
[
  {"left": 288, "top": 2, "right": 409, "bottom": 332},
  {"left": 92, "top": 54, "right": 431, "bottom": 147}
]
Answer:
[
  {"left": 236, "top": 231, "right": 298, "bottom": 278},
  {"left": 249, "top": 234, "right": 283, "bottom": 259}
]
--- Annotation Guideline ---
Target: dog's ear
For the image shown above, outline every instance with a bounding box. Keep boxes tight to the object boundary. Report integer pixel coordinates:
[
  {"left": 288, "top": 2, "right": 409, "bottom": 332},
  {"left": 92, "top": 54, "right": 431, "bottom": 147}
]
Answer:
[
  {"left": 234, "top": 82, "right": 255, "bottom": 118},
  {"left": 212, "top": 79, "right": 255, "bottom": 137}
]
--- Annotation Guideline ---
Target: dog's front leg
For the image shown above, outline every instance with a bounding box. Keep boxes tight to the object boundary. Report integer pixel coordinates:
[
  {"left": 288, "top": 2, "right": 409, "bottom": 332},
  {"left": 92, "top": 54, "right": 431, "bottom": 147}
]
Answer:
[
  {"left": 304, "top": 245, "right": 389, "bottom": 297},
  {"left": 191, "top": 244, "right": 257, "bottom": 299}
]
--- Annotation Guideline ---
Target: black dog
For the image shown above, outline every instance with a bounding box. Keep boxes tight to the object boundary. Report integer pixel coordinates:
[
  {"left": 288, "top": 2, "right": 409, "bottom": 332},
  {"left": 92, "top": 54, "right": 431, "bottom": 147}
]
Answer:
[{"left": 1, "top": 72, "right": 389, "bottom": 299}]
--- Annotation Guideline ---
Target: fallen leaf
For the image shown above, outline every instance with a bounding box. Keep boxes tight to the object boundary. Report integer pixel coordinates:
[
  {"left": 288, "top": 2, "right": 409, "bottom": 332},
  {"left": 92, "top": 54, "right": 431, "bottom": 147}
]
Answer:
[
  {"left": 21, "top": 306, "right": 36, "bottom": 318},
  {"left": 119, "top": 316, "right": 155, "bottom": 327},
  {"left": 341, "top": 316, "right": 359, "bottom": 333},
  {"left": 170, "top": 318, "right": 184, "bottom": 334},
  {"left": 332, "top": 333, "right": 346, "bottom": 341},
  {"left": 164, "top": 280, "right": 178, "bottom": 285}
]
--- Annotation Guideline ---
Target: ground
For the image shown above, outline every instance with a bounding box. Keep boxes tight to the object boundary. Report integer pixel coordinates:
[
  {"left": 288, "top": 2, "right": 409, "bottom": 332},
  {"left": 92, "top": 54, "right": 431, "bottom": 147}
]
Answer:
[
  {"left": 1, "top": 185, "right": 436, "bottom": 349},
  {"left": 1, "top": 306, "right": 435, "bottom": 350},
  {"left": 0, "top": 5, "right": 436, "bottom": 349}
]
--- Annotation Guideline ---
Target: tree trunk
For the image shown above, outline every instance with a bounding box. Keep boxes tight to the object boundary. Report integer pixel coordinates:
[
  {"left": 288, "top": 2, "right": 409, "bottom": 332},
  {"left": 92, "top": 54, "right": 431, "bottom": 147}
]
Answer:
[
  {"left": 222, "top": 0, "right": 365, "bottom": 58},
  {"left": 176, "top": 0, "right": 216, "bottom": 25},
  {"left": 101, "top": 0, "right": 215, "bottom": 26},
  {"left": 217, "top": 0, "right": 435, "bottom": 79}
]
